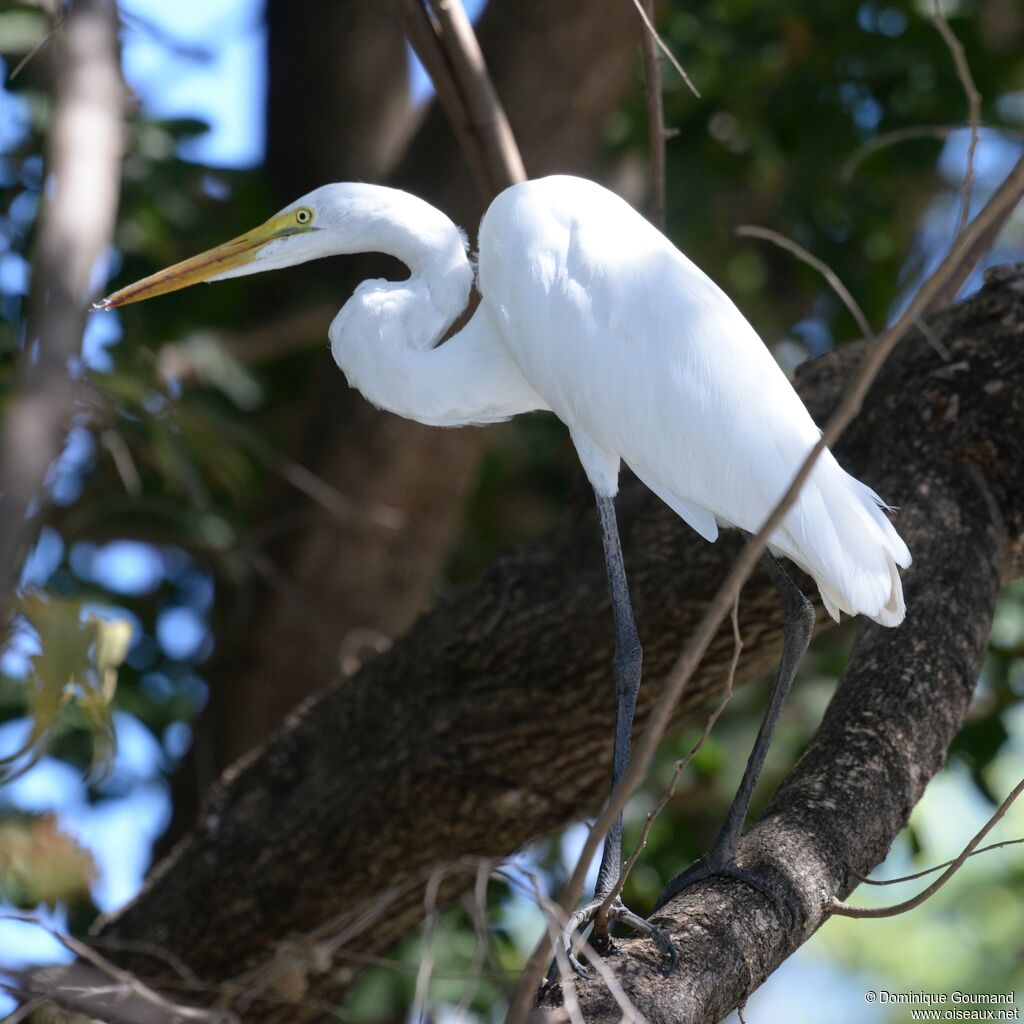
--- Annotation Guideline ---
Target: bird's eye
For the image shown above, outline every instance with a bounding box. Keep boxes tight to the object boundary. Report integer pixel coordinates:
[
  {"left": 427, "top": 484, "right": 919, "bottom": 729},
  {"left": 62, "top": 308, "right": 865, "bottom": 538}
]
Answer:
[{"left": 295, "top": 208, "right": 313, "bottom": 225}]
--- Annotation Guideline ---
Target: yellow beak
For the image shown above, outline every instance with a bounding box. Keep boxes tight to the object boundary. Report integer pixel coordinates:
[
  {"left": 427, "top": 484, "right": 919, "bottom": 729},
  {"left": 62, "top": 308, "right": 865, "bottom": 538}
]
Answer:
[{"left": 94, "top": 212, "right": 306, "bottom": 310}]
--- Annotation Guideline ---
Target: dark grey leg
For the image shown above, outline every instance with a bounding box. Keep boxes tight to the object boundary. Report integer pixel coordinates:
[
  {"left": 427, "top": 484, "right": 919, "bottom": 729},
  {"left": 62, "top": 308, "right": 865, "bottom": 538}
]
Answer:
[
  {"left": 593, "top": 492, "right": 641, "bottom": 901},
  {"left": 552, "top": 493, "right": 677, "bottom": 979},
  {"left": 654, "top": 551, "right": 814, "bottom": 920}
]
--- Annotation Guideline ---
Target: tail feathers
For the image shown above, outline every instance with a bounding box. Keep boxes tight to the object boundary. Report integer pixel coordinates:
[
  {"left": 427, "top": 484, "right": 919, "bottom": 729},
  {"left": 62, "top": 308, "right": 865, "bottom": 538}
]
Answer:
[
  {"left": 779, "top": 463, "right": 910, "bottom": 628},
  {"left": 872, "top": 555, "right": 907, "bottom": 627},
  {"left": 815, "top": 577, "right": 847, "bottom": 624}
]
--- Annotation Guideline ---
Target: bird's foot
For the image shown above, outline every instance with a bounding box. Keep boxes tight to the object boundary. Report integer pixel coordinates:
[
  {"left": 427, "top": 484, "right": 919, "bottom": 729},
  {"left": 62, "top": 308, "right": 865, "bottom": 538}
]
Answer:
[
  {"left": 657, "top": 845, "right": 799, "bottom": 928},
  {"left": 548, "top": 896, "right": 678, "bottom": 981}
]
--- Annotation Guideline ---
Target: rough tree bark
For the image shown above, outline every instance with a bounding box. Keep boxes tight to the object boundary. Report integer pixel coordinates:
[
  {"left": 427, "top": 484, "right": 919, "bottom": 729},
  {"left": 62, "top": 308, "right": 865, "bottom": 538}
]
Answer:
[{"left": 30, "top": 266, "right": 1017, "bottom": 1023}]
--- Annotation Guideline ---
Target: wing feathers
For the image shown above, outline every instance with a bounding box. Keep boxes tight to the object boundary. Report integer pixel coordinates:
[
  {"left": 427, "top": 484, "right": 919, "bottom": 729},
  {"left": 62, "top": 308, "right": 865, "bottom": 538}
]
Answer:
[{"left": 478, "top": 176, "right": 910, "bottom": 626}]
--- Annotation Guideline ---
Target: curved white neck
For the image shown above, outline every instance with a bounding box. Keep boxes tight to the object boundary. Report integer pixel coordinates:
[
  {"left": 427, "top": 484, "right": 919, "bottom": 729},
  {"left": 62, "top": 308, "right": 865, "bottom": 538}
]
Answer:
[{"left": 327, "top": 188, "right": 546, "bottom": 427}]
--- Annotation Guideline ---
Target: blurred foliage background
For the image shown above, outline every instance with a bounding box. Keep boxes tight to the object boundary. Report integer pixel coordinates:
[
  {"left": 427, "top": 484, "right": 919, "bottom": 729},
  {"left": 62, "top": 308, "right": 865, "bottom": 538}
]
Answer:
[{"left": 1, "top": 0, "right": 1024, "bottom": 1020}]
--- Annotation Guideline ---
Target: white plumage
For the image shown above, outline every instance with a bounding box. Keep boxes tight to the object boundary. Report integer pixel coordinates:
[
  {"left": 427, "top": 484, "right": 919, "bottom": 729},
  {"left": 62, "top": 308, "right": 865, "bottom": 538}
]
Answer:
[
  {"left": 98, "top": 171, "right": 912, "bottom": 966},
  {"left": 327, "top": 175, "right": 910, "bottom": 627},
  {"left": 101, "top": 173, "right": 910, "bottom": 626}
]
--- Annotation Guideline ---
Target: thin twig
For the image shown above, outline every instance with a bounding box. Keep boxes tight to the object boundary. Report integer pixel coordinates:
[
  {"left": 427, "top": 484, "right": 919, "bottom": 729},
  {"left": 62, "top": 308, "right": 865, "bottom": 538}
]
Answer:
[
  {"left": 913, "top": 312, "right": 952, "bottom": 362},
  {"left": 839, "top": 125, "right": 1024, "bottom": 183},
  {"left": 573, "top": 934, "right": 646, "bottom": 1023},
  {"left": 7, "top": 11, "right": 65, "bottom": 81},
  {"left": 923, "top": 154, "right": 1024, "bottom": 312},
  {"left": 637, "top": 0, "right": 667, "bottom": 230},
  {"left": 89, "top": 935, "right": 203, "bottom": 988},
  {"left": 0, "top": 994, "right": 46, "bottom": 1024},
  {"left": 932, "top": 0, "right": 981, "bottom": 239},
  {"left": 215, "top": 418, "right": 362, "bottom": 524},
  {"left": 736, "top": 225, "right": 876, "bottom": 341},
  {"left": 829, "top": 776, "right": 1024, "bottom": 918},
  {"left": 239, "top": 544, "right": 340, "bottom": 665},
  {"left": 410, "top": 866, "right": 446, "bottom": 1023},
  {"left": 226, "top": 857, "right": 500, "bottom": 1014},
  {"left": 600, "top": 594, "right": 742, "bottom": 913},
  {"left": 508, "top": 149, "right": 1024, "bottom": 1024},
  {"left": 157, "top": 302, "right": 338, "bottom": 384},
  {"left": 850, "top": 837, "right": 1024, "bottom": 886},
  {"left": 100, "top": 429, "right": 143, "bottom": 496},
  {"left": 398, "top": 0, "right": 487, "bottom": 189},
  {"left": 530, "top": 872, "right": 646, "bottom": 1024},
  {"left": 452, "top": 859, "right": 493, "bottom": 1020},
  {"left": 4, "top": 913, "right": 234, "bottom": 1023},
  {"left": 118, "top": 8, "right": 215, "bottom": 63},
  {"left": 628, "top": 0, "right": 700, "bottom": 98},
  {"left": 534, "top": 880, "right": 585, "bottom": 1024}
]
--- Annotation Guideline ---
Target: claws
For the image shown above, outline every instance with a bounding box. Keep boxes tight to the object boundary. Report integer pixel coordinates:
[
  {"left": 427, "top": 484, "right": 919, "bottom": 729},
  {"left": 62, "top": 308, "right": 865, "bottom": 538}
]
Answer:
[{"left": 548, "top": 897, "right": 679, "bottom": 982}]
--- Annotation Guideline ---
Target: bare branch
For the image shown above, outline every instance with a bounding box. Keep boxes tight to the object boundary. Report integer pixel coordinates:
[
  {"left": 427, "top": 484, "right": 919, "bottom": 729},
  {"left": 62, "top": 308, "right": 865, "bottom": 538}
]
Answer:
[
  {"left": 830, "top": 775, "right": 1024, "bottom": 918},
  {"left": 7, "top": 9, "right": 65, "bottom": 81},
  {"left": 410, "top": 867, "right": 446, "bottom": 1022},
  {"left": 427, "top": 0, "right": 526, "bottom": 186},
  {"left": 637, "top": 0, "right": 668, "bottom": 230},
  {"left": 452, "top": 859, "right": 494, "bottom": 1018},
  {"left": 736, "top": 225, "right": 876, "bottom": 341},
  {"left": 534, "top": 880, "right": 644, "bottom": 1024},
  {"left": 921, "top": 153, "right": 1024, "bottom": 312},
  {"left": 851, "top": 837, "right": 1024, "bottom": 886},
  {"left": 7, "top": 913, "right": 234, "bottom": 1024},
  {"left": 839, "top": 124, "right": 1024, "bottom": 184},
  {"left": 932, "top": 0, "right": 981, "bottom": 239},
  {"left": 397, "top": 0, "right": 525, "bottom": 195},
  {"left": 628, "top": 0, "right": 700, "bottom": 99},
  {"left": 0, "top": 995, "right": 46, "bottom": 1024},
  {"left": 156, "top": 302, "right": 338, "bottom": 385}
]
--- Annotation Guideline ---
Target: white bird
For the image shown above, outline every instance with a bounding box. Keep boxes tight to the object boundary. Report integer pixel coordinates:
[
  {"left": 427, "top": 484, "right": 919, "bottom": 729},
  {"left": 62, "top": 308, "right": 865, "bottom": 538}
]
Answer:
[{"left": 98, "top": 174, "right": 910, "bottom": 972}]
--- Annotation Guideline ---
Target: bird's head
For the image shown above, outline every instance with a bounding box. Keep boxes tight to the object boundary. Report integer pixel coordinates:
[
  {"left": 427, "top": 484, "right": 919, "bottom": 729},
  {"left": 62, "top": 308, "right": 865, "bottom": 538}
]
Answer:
[{"left": 94, "top": 185, "right": 383, "bottom": 310}]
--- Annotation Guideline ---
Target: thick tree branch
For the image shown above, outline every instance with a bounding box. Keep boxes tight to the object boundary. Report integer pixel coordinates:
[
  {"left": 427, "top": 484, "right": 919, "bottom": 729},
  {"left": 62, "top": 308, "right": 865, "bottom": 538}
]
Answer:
[
  {"left": 545, "top": 271, "right": 1022, "bottom": 1018},
  {"left": 23, "top": 265, "right": 1016, "bottom": 1023}
]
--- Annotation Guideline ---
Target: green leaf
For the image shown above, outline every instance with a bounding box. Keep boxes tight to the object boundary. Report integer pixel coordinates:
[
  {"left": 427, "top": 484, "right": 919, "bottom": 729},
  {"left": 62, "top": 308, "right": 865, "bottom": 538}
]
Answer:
[{"left": 0, "top": 593, "right": 132, "bottom": 782}]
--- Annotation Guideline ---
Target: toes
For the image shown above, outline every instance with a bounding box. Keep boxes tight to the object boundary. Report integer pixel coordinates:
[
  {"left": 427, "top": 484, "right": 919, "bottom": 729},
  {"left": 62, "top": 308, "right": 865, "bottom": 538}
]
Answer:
[
  {"left": 564, "top": 948, "right": 592, "bottom": 980},
  {"left": 554, "top": 905, "right": 599, "bottom": 980},
  {"left": 611, "top": 905, "right": 679, "bottom": 973},
  {"left": 658, "top": 858, "right": 800, "bottom": 932},
  {"left": 611, "top": 903, "right": 660, "bottom": 937},
  {"left": 547, "top": 898, "right": 679, "bottom": 983},
  {"left": 655, "top": 859, "right": 713, "bottom": 909}
]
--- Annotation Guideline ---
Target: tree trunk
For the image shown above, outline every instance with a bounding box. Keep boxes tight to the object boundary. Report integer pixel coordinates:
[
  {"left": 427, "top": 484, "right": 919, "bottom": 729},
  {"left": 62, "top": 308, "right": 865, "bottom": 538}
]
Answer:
[{"left": 0, "top": 0, "right": 123, "bottom": 632}]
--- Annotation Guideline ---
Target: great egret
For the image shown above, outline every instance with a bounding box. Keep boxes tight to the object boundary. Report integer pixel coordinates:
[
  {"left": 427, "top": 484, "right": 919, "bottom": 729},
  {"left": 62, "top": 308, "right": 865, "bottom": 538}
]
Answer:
[{"left": 98, "top": 175, "right": 910, "bottom": 973}]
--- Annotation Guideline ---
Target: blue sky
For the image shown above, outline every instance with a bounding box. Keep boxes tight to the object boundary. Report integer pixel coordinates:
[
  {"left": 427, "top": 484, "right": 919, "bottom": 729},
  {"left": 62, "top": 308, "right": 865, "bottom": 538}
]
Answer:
[
  {"left": 115, "top": 0, "right": 488, "bottom": 168},
  {"left": 119, "top": 0, "right": 267, "bottom": 167}
]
